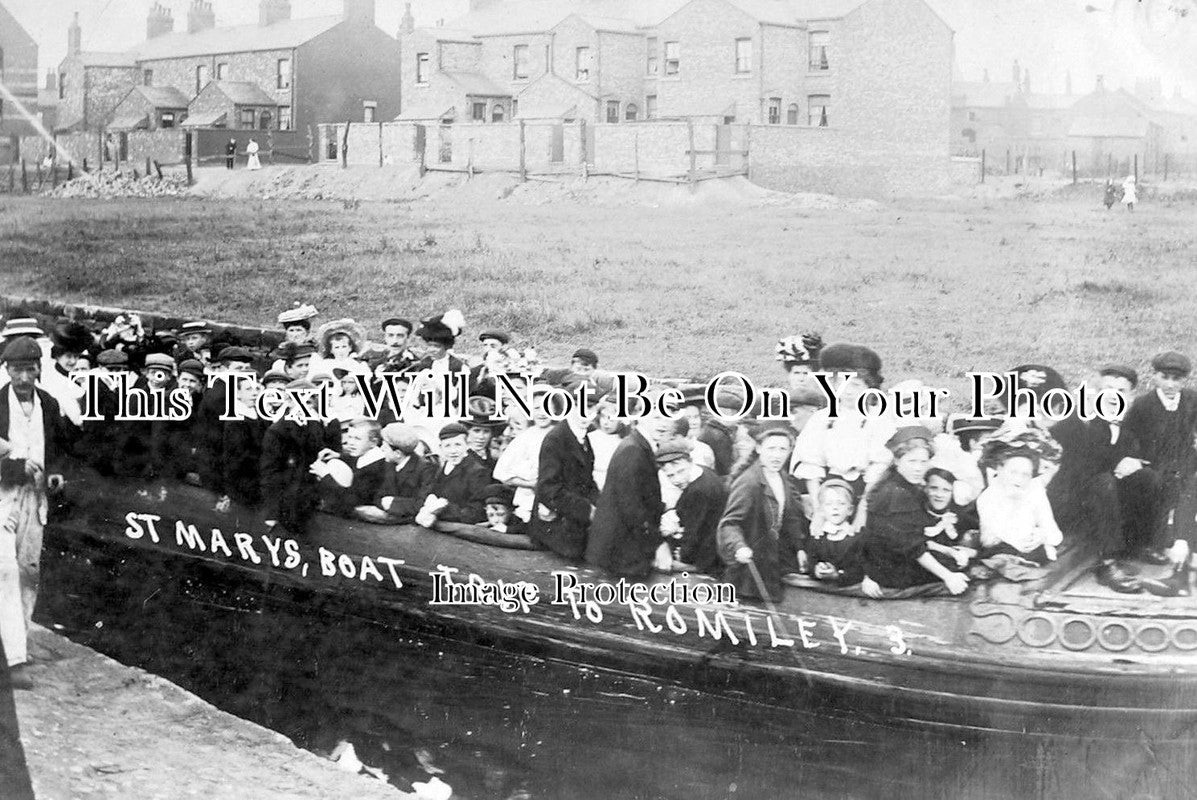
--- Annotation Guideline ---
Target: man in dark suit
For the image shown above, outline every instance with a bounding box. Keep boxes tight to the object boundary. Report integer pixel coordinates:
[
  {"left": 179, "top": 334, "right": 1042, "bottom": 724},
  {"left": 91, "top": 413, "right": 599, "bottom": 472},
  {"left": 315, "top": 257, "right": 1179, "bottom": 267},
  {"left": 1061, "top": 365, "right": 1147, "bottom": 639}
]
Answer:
[
  {"left": 366, "top": 423, "right": 436, "bottom": 524},
  {"left": 416, "top": 422, "right": 491, "bottom": 526},
  {"left": 585, "top": 398, "right": 670, "bottom": 578},
  {"left": 657, "top": 442, "right": 728, "bottom": 575},
  {"left": 530, "top": 410, "right": 599, "bottom": 560},
  {"left": 0, "top": 337, "right": 75, "bottom": 683},
  {"left": 1123, "top": 352, "right": 1197, "bottom": 596},
  {"left": 1048, "top": 366, "right": 1158, "bottom": 593}
]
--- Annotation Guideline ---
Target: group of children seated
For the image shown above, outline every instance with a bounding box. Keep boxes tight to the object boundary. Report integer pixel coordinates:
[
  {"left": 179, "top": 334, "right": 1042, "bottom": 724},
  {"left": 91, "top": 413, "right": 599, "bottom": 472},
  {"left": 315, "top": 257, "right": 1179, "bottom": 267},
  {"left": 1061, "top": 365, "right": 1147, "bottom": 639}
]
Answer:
[{"left": 2, "top": 306, "right": 1184, "bottom": 602}]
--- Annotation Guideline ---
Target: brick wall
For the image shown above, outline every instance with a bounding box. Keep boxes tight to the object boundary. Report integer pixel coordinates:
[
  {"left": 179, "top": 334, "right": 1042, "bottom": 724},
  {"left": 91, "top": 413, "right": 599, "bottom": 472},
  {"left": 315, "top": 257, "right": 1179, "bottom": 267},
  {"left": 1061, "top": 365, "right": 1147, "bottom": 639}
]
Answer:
[
  {"left": 0, "top": 7, "right": 39, "bottom": 138},
  {"left": 84, "top": 66, "right": 140, "bottom": 130},
  {"left": 53, "top": 131, "right": 103, "bottom": 164},
  {"left": 950, "top": 155, "right": 981, "bottom": 184},
  {"left": 141, "top": 49, "right": 294, "bottom": 111},
  {"left": 550, "top": 16, "right": 597, "bottom": 91},
  {"left": 479, "top": 33, "right": 551, "bottom": 96},
  {"left": 297, "top": 23, "right": 401, "bottom": 128},
  {"left": 110, "top": 89, "right": 153, "bottom": 126},
  {"left": 516, "top": 74, "right": 597, "bottom": 121},
  {"left": 187, "top": 82, "right": 237, "bottom": 129},
  {"left": 597, "top": 31, "right": 645, "bottom": 117}
]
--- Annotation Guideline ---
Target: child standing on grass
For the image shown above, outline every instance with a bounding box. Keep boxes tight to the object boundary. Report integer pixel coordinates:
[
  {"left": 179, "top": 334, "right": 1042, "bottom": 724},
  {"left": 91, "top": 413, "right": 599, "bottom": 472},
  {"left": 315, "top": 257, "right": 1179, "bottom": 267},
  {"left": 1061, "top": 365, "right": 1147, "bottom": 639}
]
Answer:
[{"left": 1122, "top": 175, "right": 1137, "bottom": 211}]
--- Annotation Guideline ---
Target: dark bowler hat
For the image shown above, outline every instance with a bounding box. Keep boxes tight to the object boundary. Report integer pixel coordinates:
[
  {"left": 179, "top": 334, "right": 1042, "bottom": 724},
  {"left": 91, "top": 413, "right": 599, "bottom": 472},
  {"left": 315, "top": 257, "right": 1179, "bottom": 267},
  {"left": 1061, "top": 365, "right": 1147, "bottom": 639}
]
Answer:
[
  {"left": 886, "top": 425, "right": 934, "bottom": 453},
  {"left": 655, "top": 441, "right": 693, "bottom": 465},
  {"left": 51, "top": 320, "right": 93, "bottom": 354},
  {"left": 1151, "top": 351, "right": 1191, "bottom": 377},
  {"left": 819, "top": 343, "right": 883, "bottom": 388},
  {"left": 381, "top": 317, "right": 413, "bottom": 333},
  {"left": 1098, "top": 364, "right": 1138, "bottom": 388},
  {"left": 0, "top": 337, "right": 41, "bottom": 364},
  {"left": 947, "top": 416, "right": 1002, "bottom": 437}
]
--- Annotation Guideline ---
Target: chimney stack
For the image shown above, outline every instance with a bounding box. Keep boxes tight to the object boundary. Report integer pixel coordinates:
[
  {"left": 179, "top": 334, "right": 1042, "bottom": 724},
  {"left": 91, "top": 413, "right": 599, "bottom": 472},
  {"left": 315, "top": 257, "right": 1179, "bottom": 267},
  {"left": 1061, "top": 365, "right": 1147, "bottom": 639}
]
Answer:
[
  {"left": 259, "top": 0, "right": 292, "bottom": 26},
  {"left": 343, "top": 0, "right": 376, "bottom": 25},
  {"left": 188, "top": 0, "right": 216, "bottom": 34},
  {"left": 68, "top": 12, "right": 82, "bottom": 56},
  {"left": 147, "top": 2, "right": 174, "bottom": 39},
  {"left": 400, "top": 2, "right": 415, "bottom": 34}
]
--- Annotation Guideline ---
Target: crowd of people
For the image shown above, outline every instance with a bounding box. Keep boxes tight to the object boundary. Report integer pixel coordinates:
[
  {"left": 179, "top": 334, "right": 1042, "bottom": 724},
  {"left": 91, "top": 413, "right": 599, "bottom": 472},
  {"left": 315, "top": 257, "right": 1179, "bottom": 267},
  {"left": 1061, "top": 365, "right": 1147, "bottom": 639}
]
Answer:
[{"left": 1, "top": 302, "right": 1195, "bottom": 685}]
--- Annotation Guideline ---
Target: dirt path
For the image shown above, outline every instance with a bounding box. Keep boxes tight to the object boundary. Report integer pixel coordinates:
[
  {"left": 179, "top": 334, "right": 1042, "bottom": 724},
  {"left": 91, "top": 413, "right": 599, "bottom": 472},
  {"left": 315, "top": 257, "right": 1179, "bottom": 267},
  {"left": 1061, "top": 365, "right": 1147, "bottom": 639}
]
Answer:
[{"left": 14, "top": 627, "right": 405, "bottom": 800}]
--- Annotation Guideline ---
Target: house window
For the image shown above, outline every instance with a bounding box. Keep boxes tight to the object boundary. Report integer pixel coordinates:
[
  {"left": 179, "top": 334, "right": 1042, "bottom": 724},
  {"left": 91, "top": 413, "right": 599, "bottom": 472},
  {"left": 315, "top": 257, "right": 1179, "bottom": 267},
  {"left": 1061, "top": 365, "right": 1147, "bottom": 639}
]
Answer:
[
  {"left": 143, "top": 69, "right": 153, "bottom": 86},
  {"left": 808, "top": 94, "right": 830, "bottom": 126},
  {"left": 606, "top": 101, "right": 619, "bottom": 123},
  {"left": 962, "top": 128, "right": 976, "bottom": 143},
  {"left": 363, "top": 101, "right": 376, "bottom": 123},
  {"left": 216, "top": 62, "right": 229, "bottom": 80},
  {"left": 787, "top": 103, "right": 799, "bottom": 124},
  {"left": 416, "top": 52, "right": 429, "bottom": 85},
  {"left": 59, "top": 73, "right": 66, "bottom": 100},
  {"left": 646, "top": 37, "right": 658, "bottom": 75},
  {"left": 492, "top": 104, "right": 504, "bottom": 122},
  {"left": 809, "top": 31, "right": 829, "bottom": 71},
  {"left": 160, "top": 111, "right": 175, "bottom": 128},
  {"left": 511, "top": 99, "right": 518, "bottom": 118},
  {"left": 277, "top": 58, "right": 291, "bottom": 89},
  {"left": 645, "top": 94, "right": 657, "bottom": 119},
  {"left": 967, "top": 110, "right": 977, "bottom": 121},
  {"left": 240, "top": 107, "right": 256, "bottom": 128},
  {"left": 195, "top": 64, "right": 209, "bottom": 94},
  {"left": 664, "top": 41, "right": 679, "bottom": 76},
  {"left": 735, "top": 38, "right": 752, "bottom": 73},
  {"left": 575, "top": 47, "right": 591, "bottom": 82},
  {"left": 513, "top": 45, "right": 530, "bottom": 80},
  {"left": 259, "top": 109, "right": 273, "bottom": 129},
  {"left": 767, "top": 97, "right": 781, "bottom": 124},
  {"left": 625, "top": 103, "right": 638, "bottom": 121},
  {"left": 472, "top": 101, "right": 486, "bottom": 121},
  {"left": 278, "top": 106, "right": 292, "bottom": 130}
]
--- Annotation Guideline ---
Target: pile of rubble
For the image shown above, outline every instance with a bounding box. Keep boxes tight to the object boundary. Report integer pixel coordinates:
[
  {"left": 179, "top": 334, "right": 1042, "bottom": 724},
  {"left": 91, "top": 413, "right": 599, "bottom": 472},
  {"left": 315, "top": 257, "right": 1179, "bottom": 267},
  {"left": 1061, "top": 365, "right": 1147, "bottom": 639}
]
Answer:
[{"left": 48, "top": 169, "right": 191, "bottom": 199}]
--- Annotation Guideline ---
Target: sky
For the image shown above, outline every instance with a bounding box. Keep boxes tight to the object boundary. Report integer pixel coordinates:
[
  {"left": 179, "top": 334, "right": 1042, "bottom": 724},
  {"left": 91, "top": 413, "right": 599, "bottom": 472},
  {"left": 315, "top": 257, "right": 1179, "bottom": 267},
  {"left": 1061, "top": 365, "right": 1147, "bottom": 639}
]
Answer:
[{"left": 6, "top": 0, "right": 1196, "bottom": 99}]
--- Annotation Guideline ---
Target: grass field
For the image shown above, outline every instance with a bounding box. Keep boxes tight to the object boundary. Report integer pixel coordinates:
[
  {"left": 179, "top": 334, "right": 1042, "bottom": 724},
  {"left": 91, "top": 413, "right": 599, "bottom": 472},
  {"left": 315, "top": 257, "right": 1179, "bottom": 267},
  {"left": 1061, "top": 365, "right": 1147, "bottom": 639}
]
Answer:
[{"left": 1, "top": 182, "right": 1194, "bottom": 404}]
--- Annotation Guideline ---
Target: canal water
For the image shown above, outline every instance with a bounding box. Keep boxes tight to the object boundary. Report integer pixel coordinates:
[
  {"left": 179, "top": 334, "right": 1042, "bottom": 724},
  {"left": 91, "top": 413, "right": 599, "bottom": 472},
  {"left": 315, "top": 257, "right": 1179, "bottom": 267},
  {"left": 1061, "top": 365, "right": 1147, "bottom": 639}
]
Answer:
[{"left": 38, "top": 543, "right": 1190, "bottom": 800}]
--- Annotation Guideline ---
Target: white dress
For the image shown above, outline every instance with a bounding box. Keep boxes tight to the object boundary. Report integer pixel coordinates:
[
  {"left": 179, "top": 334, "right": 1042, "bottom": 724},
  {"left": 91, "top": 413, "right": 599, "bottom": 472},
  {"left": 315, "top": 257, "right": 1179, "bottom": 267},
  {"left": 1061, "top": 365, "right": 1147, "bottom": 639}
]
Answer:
[
  {"left": 246, "top": 140, "right": 262, "bottom": 171},
  {"left": 1121, "top": 178, "right": 1137, "bottom": 205}
]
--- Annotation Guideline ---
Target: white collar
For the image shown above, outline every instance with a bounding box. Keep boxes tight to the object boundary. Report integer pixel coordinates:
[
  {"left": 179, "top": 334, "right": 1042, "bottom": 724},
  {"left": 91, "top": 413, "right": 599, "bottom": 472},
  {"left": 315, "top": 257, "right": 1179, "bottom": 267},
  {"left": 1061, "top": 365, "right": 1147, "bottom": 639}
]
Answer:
[{"left": 356, "top": 448, "right": 386, "bottom": 468}]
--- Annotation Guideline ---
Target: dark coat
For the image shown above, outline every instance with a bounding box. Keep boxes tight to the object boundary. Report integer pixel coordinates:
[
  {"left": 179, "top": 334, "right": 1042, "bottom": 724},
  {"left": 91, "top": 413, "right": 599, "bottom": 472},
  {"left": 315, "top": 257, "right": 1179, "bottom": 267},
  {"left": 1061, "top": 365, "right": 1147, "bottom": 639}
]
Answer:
[
  {"left": 319, "top": 452, "right": 390, "bottom": 517},
  {"left": 1122, "top": 389, "right": 1197, "bottom": 480},
  {"left": 423, "top": 457, "right": 491, "bottom": 524},
  {"left": 375, "top": 455, "right": 437, "bottom": 523},
  {"left": 698, "top": 419, "right": 736, "bottom": 477},
  {"left": 860, "top": 469, "right": 935, "bottom": 589},
  {"left": 0, "top": 387, "right": 73, "bottom": 481},
  {"left": 213, "top": 416, "right": 269, "bottom": 507},
  {"left": 674, "top": 465, "right": 728, "bottom": 575},
  {"left": 716, "top": 463, "right": 805, "bottom": 600},
  {"left": 529, "top": 422, "right": 598, "bottom": 559},
  {"left": 585, "top": 429, "right": 663, "bottom": 578},
  {"left": 259, "top": 418, "right": 339, "bottom": 535}
]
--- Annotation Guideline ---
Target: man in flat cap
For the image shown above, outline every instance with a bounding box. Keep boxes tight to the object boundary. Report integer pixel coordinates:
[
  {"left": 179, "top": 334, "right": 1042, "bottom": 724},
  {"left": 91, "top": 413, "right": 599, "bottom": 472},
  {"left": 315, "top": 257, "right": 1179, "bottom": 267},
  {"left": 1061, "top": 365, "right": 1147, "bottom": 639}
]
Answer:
[
  {"left": 1048, "top": 365, "right": 1158, "bottom": 593},
  {"left": 657, "top": 441, "right": 728, "bottom": 575},
  {"left": 365, "top": 424, "right": 435, "bottom": 524},
  {"left": 365, "top": 318, "right": 417, "bottom": 376},
  {"left": 1122, "top": 351, "right": 1197, "bottom": 596},
  {"left": 415, "top": 422, "right": 491, "bottom": 526},
  {"left": 0, "top": 337, "right": 75, "bottom": 684}
]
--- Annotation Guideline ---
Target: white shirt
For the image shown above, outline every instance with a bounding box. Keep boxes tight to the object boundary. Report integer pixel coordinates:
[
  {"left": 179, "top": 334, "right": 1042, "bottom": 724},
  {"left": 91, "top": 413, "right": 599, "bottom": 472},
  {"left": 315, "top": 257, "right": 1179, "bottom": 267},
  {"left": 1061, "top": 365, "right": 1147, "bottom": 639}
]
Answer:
[
  {"left": 7, "top": 387, "right": 46, "bottom": 467},
  {"left": 792, "top": 408, "right": 895, "bottom": 483},
  {"left": 977, "top": 482, "right": 1063, "bottom": 553},
  {"left": 493, "top": 425, "right": 551, "bottom": 522},
  {"left": 1157, "top": 389, "right": 1180, "bottom": 413},
  {"left": 587, "top": 430, "right": 622, "bottom": 491}
]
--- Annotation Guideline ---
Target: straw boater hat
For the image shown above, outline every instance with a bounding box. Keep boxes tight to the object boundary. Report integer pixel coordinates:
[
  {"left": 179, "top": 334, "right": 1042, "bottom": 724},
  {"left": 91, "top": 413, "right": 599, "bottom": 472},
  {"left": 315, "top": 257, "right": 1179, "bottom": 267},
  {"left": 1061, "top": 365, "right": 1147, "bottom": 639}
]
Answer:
[
  {"left": 0, "top": 318, "right": 44, "bottom": 341},
  {"left": 278, "top": 303, "right": 319, "bottom": 328},
  {"left": 179, "top": 321, "right": 212, "bottom": 338},
  {"left": 415, "top": 310, "right": 465, "bottom": 348},
  {"left": 316, "top": 318, "right": 368, "bottom": 356}
]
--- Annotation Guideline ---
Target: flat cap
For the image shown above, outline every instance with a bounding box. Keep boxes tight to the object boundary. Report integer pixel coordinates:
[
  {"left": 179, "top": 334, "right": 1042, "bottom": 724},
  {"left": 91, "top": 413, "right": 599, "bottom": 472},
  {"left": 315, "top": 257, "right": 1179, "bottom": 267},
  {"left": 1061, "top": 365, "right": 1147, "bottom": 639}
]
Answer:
[
  {"left": 571, "top": 348, "right": 598, "bottom": 367},
  {"left": 1152, "top": 351, "right": 1191, "bottom": 376},
  {"left": 97, "top": 349, "right": 129, "bottom": 366},
  {"left": 886, "top": 425, "right": 935, "bottom": 453},
  {"left": 1098, "top": 364, "right": 1138, "bottom": 388},
  {"left": 216, "top": 346, "right": 254, "bottom": 364},
  {"left": 438, "top": 422, "right": 469, "bottom": 440},
  {"left": 143, "top": 353, "right": 176, "bottom": 374},
  {"left": 177, "top": 359, "right": 206, "bottom": 379},
  {"left": 0, "top": 337, "right": 41, "bottom": 364},
  {"left": 654, "top": 441, "right": 693, "bottom": 465},
  {"left": 381, "top": 423, "right": 422, "bottom": 454},
  {"left": 479, "top": 330, "right": 510, "bottom": 344},
  {"left": 484, "top": 483, "right": 515, "bottom": 506}
]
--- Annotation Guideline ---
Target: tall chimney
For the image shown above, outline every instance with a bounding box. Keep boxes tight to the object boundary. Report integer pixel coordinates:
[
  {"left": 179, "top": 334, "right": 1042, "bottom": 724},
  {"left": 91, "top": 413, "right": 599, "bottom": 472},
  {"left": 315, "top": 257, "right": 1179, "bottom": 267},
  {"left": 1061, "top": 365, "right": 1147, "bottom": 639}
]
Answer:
[
  {"left": 400, "top": 2, "right": 415, "bottom": 34},
  {"left": 188, "top": 0, "right": 216, "bottom": 34},
  {"left": 146, "top": 2, "right": 174, "bottom": 39},
  {"left": 343, "top": 0, "right": 376, "bottom": 25},
  {"left": 259, "top": 0, "right": 292, "bottom": 26},
  {"left": 68, "top": 12, "right": 82, "bottom": 56}
]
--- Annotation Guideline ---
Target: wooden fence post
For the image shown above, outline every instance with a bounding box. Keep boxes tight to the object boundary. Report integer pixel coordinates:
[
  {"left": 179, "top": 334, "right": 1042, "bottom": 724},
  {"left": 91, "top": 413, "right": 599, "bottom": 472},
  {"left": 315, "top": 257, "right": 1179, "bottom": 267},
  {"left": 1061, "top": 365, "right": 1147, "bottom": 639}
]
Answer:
[
  {"left": 8, "top": 165, "right": 13, "bottom": 192},
  {"left": 146, "top": 157, "right": 152, "bottom": 176},
  {"left": 341, "top": 121, "right": 350, "bottom": 168},
  {"left": 1133, "top": 153, "right": 1138, "bottom": 183},
  {"left": 1071, "top": 150, "right": 1076, "bottom": 184},
  {"left": 687, "top": 119, "right": 697, "bottom": 189},
  {"left": 980, "top": 149, "right": 986, "bottom": 183},
  {"left": 20, "top": 160, "right": 27, "bottom": 193},
  {"left": 184, "top": 132, "right": 194, "bottom": 185},
  {"left": 153, "top": 160, "right": 163, "bottom": 180},
  {"left": 68, "top": 161, "right": 74, "bottom": 182},
  {"left": 306, "top": 125, "right": 314, "bottom": 163},
  {"left": 518, "top": 120, "right": 527, "bottom": 182},
  {"left": 35, "top": 161, "right": 42, "bottom": 189},
  {"left": 378, "top": 121, "right": 384, "bottom": 167},
  {"left": 1005, "top": 147, "right": 1010, "bottom": 175}
]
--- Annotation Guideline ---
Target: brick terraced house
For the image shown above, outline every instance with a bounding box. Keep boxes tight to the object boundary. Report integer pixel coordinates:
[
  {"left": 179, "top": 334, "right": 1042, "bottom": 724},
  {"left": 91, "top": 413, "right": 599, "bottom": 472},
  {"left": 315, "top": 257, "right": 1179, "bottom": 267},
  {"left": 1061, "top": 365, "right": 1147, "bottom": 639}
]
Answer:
[
  {"left": 57, "top": 0, "right": 400, "bottom": 133},
  {"left": 0, "top": 2, "right": 43, "bottom": 160}
]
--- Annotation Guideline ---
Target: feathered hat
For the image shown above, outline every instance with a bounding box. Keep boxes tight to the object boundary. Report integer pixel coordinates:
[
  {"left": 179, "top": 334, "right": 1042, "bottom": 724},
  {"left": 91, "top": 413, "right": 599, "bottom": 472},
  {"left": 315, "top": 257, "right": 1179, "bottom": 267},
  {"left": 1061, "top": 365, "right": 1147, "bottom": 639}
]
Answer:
[
  {"left": 775, "top": 332, "right": 824, "bottom": 370},
  {"left": 51, "top": 319, "right": 94, "bottom": 354},
  {"left": 415, "top": 309, "right": 465, "bottom": 348}
]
